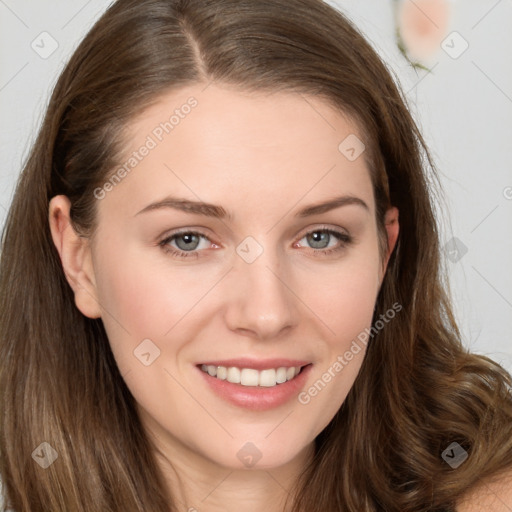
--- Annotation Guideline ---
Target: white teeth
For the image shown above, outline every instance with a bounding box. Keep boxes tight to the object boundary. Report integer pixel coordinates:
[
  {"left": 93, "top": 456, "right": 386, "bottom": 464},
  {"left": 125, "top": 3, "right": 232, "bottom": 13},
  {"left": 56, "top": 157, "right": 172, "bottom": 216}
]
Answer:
[
  {"left": 276, "top": 367, "right": 287, "bottom": 384},
  {"left": 240, "top": 368, "right": 259, "bottom": 386},
  {"left": 227, "top": 366, "right": 241, "bottom": 384},
  {"left": 200, "top": 364, "right": 304, "bottom": 387},
  {"left": 259, "top": 369, "right": 276, "bottom": 387}
]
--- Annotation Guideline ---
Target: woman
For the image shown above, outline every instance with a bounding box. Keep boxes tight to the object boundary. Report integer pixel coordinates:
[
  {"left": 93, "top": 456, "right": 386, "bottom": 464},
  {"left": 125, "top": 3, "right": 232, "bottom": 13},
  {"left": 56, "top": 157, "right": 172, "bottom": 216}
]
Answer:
[{"left": 1, "top": 0, "right": 511, "bottom": 510}]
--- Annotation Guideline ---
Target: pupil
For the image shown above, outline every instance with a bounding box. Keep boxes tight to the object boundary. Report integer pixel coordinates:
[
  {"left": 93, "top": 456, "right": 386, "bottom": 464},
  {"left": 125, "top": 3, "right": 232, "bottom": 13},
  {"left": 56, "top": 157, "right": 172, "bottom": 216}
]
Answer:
[
  {"left": 176, "top": 234, "right": 199, "bottom": 250},
  {"left": 308, "top": 231, "right": 328, "bottom": 249}
]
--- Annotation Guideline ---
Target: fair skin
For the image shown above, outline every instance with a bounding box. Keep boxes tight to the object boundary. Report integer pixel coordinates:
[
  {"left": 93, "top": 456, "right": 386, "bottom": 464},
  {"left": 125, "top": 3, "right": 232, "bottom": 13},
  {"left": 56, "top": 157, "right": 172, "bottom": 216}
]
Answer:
[
  {"left": 48, "top": 83, "right": 512, "bottom": 511},
  {"left": 457, "top": 474, "right": 512, "bottom": 512},
  {"left": 49, "top": 83, "right": 401, "bottom": 511}
]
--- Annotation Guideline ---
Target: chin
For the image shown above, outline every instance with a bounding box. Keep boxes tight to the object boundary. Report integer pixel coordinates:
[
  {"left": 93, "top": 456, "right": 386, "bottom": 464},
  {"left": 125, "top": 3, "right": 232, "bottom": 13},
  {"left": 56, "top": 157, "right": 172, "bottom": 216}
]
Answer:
[{"left": 205, "top": 434, "right": 313, "bottom": 471}]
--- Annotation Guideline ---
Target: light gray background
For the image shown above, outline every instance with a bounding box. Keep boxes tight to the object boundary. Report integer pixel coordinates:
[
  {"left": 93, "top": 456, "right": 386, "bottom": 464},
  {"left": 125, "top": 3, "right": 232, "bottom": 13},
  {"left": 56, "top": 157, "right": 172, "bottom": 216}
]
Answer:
[{"left": 1, "top": 0, "right": 511, "bottom": 370}]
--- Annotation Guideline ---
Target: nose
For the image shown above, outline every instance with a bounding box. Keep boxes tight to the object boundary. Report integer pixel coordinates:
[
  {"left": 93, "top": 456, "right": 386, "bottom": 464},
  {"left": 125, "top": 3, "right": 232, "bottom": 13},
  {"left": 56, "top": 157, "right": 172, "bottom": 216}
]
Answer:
[{"left": 223, "top": 246, "right": 301, "bottom": 340}]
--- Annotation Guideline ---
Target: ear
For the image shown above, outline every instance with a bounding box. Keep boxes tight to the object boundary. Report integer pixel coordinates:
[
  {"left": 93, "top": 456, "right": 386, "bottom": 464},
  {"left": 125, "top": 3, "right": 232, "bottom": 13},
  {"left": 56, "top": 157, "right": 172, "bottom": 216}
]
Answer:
[
  {"left": 48, "top": 195, "right": 102, "bottom": 319},
  {"left": 379, "top": 206, "right": 399, "bottom": 281}
]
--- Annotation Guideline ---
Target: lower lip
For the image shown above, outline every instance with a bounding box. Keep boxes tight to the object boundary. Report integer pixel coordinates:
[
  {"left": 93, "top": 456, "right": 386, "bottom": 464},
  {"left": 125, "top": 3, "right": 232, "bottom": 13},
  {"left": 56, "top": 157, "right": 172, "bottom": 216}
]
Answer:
[{"left": 196, "top": 364, "right": 313, "bottom": 411}]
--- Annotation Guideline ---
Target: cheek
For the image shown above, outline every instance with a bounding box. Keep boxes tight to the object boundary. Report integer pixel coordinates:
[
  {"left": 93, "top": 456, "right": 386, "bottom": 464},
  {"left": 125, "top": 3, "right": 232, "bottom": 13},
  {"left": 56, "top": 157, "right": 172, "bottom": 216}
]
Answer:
[
  {"left": 91, "top": 244, "right": 215, "bottom": 416},
  {"left": 91, "top": 239, "right": 240, "bottom": 393},
  {"left": 294, "top": 245, "right": 381, "bottom": 425},
  {"left": 307, "top": 270, "right": 378, "bottom": 327},
  {"left": 93, "top": 242, "right": 212, "bottom": 336},
  {"left": 297, "top": 244, "right": 381, "bottom": 341}
]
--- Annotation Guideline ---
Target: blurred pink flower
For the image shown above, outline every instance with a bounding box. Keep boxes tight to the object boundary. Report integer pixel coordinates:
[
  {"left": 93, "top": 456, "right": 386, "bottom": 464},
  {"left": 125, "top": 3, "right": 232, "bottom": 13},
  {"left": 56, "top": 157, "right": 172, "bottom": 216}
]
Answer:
[{"left": 398, "top": 0, "right": 451, "bottom": 63}]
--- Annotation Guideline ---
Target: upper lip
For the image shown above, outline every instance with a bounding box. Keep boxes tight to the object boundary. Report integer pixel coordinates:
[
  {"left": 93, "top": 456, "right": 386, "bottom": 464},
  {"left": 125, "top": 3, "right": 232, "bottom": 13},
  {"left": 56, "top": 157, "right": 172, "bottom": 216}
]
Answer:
[{"left": 197, "top": 358, "right": 311, "bottom": 371}]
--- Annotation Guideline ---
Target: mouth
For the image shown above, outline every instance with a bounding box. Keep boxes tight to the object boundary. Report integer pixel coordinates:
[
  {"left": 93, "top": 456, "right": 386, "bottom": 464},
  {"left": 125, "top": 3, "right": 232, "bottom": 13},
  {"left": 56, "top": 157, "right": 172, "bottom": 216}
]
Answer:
[
  {"left": 196, "top": 359, "right": 313, "bottom": 410},
  {"left": 198, "top": 363, "right": 308, "bottom": 388}
]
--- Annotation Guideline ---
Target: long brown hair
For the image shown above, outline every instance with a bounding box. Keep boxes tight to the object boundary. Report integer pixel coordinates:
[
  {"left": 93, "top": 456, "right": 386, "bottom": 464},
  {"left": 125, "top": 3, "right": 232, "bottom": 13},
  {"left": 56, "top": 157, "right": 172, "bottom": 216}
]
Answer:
[{"left": 1, "top": 1, "right": 511, "bottom": 510}]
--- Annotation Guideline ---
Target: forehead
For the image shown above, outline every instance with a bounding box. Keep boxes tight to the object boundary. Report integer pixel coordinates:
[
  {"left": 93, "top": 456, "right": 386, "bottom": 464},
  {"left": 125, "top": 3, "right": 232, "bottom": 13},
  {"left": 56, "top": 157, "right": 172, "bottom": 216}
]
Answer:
[{"left": 98, "top": 83, "right": 374, "bottom": 224}]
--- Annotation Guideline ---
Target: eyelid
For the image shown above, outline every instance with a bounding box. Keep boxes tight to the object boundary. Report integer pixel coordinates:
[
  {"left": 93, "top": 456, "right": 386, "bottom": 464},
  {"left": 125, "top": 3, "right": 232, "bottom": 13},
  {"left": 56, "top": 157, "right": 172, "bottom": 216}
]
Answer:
[
  {"left": 293, "top": 225, "right": 352, "bottom": 256},
  {"left": 295, "top": 223, "right": 350, "bottom": 241},
  {"left": 158, "top": 229, "right": 218, "bottom": 256},
  {"left": 158, "top": 227, "right": 218, "bottom": 245},
  {"left": 158, "top": 224, "right": 353, "bottom": 259}
]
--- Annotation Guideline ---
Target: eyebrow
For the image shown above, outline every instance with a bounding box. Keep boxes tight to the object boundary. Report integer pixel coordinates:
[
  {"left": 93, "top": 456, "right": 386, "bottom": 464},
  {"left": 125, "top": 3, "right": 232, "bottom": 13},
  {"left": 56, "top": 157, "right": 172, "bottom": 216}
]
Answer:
[{"left": 134, "top": 195, "right": 369, "bottom": 219}]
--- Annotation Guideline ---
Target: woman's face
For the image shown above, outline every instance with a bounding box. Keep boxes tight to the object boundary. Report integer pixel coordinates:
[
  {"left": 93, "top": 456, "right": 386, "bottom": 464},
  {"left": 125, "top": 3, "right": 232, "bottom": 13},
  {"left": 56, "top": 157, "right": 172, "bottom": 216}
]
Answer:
[{"left": 55, "top": 83, "right": 398, "bottom": 471}]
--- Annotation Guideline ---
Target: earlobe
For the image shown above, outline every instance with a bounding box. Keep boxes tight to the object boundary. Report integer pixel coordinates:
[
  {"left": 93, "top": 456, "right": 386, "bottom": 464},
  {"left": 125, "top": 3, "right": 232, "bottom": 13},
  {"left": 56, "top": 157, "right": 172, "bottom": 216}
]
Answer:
[{"left": 48, "top": 195, "right": 102, "bottom": 319}]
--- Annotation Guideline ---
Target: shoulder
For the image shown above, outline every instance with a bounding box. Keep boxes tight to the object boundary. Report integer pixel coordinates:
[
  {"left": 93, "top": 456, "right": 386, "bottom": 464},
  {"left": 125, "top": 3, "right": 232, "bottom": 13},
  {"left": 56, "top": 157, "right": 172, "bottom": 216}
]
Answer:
[{"left": 456, "top": 470, "right": 512, "bottom": 512}]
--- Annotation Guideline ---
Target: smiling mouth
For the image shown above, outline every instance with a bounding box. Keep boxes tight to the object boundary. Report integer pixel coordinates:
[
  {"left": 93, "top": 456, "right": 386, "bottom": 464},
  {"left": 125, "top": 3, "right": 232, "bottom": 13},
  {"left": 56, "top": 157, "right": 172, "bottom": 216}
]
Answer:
[{"left": 199, "top": 364, "right": 308, "bottom": 387}]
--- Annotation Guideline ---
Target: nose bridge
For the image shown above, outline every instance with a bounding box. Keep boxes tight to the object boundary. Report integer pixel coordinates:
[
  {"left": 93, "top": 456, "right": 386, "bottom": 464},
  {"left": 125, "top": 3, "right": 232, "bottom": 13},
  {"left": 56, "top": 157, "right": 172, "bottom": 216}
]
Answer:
[{"left": 224, "top": 237, "right": 300, "bottom": 339}]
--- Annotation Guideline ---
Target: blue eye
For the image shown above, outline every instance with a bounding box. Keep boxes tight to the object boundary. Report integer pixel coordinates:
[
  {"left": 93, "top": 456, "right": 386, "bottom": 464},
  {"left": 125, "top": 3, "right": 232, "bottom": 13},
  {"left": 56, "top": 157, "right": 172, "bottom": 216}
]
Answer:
[
  {"left": 298, "top": 228, "right": 352, "bottom": 256},
  {"left": 159, "top": 230, "right": 210, "bottom": 258},
  {"left": 159, "top": 227, "right": 352, "bottom": 259},
  {"left": 171, "top": 232, "right": 202, "bottom": 251}
]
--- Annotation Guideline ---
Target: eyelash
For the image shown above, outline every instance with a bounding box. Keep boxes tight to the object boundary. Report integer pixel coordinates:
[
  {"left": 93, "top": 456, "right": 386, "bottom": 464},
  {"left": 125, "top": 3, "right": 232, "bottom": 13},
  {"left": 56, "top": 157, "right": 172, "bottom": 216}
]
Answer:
[{"left": 158, "top": 227, "right": 353, "bottom": 259}]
